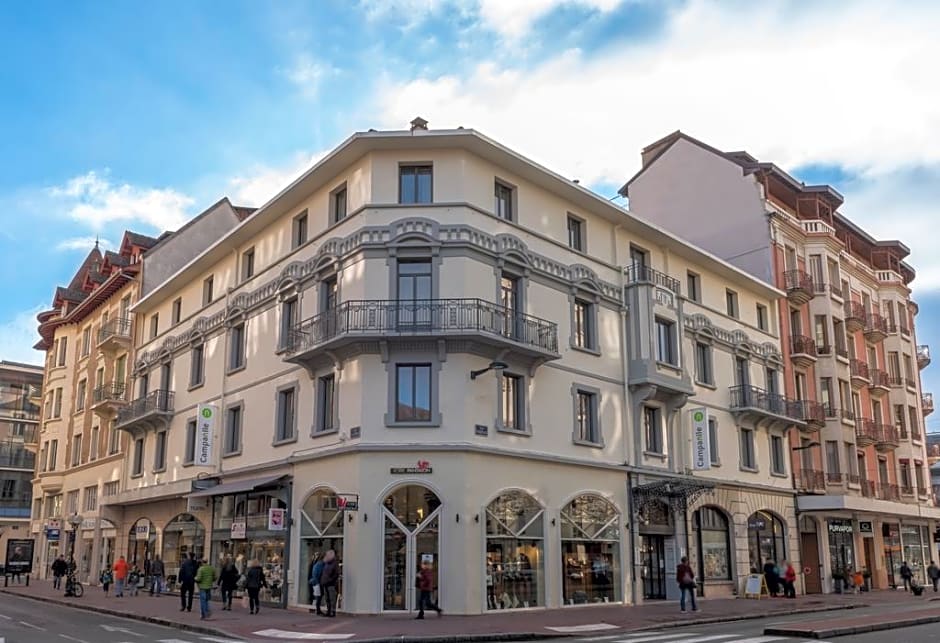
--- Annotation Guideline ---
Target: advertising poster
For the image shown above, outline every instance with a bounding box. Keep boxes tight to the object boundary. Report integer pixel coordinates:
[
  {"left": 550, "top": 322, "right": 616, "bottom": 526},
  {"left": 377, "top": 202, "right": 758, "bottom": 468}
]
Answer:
[{"left": 5, "top": 539, "right": 34, "bottom": 575}]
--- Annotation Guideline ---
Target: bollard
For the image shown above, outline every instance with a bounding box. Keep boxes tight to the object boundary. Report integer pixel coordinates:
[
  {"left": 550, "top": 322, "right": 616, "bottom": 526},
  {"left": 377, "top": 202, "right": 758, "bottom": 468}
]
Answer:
[
  {"left": 25, "top": 574, "right": 29, "bottom": 586},
  {"left": 3, "top": 574, "right": 7, "bottom": 588}
]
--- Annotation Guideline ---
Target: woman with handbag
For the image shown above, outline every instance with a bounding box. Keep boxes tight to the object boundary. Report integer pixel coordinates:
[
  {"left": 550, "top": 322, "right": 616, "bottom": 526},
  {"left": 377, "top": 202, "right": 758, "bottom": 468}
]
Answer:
[
  {"left": 309, "top": 553, "right": 324, "bottom": 615},
  {"left": 245, "top": 559, "right": 267, "bottom": 615},
  {"left": 218, "top": 557, "right": 240, "bottom": 610},
  {"left": 676, "top": 556, "right": 698, "bottom": 613}
]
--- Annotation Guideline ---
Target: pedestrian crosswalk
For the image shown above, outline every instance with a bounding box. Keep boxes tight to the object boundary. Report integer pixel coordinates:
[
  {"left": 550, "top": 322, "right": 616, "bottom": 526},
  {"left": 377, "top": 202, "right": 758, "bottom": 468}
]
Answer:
[{"left": 574, "top": 631, "right": 832, "bottom": 643}]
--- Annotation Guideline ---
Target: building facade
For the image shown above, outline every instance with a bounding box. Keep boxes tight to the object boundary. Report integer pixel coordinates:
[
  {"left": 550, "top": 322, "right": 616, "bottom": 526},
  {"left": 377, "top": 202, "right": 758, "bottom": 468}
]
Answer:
[
  {"left": 73, "top": 120, "right": 810, "bottom": 615},
  {"left": 624, "top": 131, "right": 939, "bottom": 592},
  {"left": 0, "top": 361, "right": 42, "bottom": 561}
]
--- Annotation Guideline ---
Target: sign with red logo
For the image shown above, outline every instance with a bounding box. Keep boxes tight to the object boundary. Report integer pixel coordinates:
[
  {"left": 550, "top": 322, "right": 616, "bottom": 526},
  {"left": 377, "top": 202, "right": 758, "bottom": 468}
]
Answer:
[{"left": 391, "top": 459, "right": 432, "bottom": 474}]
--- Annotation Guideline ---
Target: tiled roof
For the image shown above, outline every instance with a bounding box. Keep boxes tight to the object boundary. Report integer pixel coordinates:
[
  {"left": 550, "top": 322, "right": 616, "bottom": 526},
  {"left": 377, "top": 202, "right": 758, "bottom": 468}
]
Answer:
[
  {"left": 233, "top": 206, "right": 256, "bottom": 221},
  {"left": 66, "top": 245, "right": 103, "bottom": 291},
  {"left": 55, "top": 286, "right": 88, "bottom": 304},
  {"left": 125, "top": 231, "right": 159, "bottom": 249},
  {"left": 105, "top": 250, "right": 129, "bottom": 267}
]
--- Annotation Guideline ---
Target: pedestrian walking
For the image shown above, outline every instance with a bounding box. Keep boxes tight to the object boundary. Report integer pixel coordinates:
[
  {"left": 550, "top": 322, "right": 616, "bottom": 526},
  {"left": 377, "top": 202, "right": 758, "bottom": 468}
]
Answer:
[
  {"left": 928, "top": 561, "right": 940, "bottom": 592},
  {"left": 320, "top": 549, "right": 339, "bottom": 617},
  {"left": 128, "top": 566, "right": 141, "bottom": 596},
  {"left": 900, "top": 561, "right": 913, "bottom": 591},
  {"left": 149, "top": 555, "right": 165, "bottom": 595},
  {"left": 763, "top": 558, "right": 780, "bottom": 597},
  {"left": 782, "top": 560, "right": 797, "bottom": 598},
  {"left": 178, "top": 553, "right": 198, "bottom": 612},
  {"left": 112, "top": 556, "right": 129, "bottom": 597},
  {"left": 308, "top": 553, "right": 324, "bottom": 615},
  {"left": 99, "top": 569, "right": 112, "bottom": 595},
  {"left": 245, "top": 559, "right": 266, "bottom": 615},
  {"left": 676, "top": 555, "right": 697, "bottom": 612},
  {"left": 219, "top": 557, "right": 239, "bottom": 610},
  {"left": 415, "top": 561, "right": 442, "bottom": 619},
  {"left": 51, "top": 555, "right": 68, "bottom": 590},
  {"left": 195, "top": 558, "right": 217, "bottom": 620}
]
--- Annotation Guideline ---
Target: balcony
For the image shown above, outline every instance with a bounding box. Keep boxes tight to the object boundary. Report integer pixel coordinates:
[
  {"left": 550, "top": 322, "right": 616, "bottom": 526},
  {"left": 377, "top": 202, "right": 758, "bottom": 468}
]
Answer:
[
  {"left": 826, "top": 471, "right": 845, "bottom": 485},
  {"left": 115, "top": 389, "right": 174, "bottom": 436},
  {"left": 0, "top": 498, "right": 31, "bottom": 519},
  {"left": 0, "top": 444, "right": 36, "bottom": 469},
  {"left": 794, "top": 469, "right": 826, "bottom": 494},
  {"left": 90, "top": 382, "right": 127, "bottom": 419},
  {"left": 923, "top": 392, "right": 934, "bottom": 416},
  {"left": 901, "top": 483, "right": 915, "bottom": 496},
  {"left": 844, "top": 301, "right": 865, "bottom": 334},
  {"left": 839, "top": 407, "right": 856, "bottom": 424},
  {"left": 875, "top": 424, "right": 899, "bottom": 452},
  {"left": 860, "top": 479, "right": 876, "bottom": 498},
  {"left": 38, "top": 471, "right": 65, "bottom": 493},
  {"left": 856, "top": 418, "right": 879, "bottom": 447},
  {"left": 793, "top": 400, "right": 826, "bottom": 432},
  {"left": 284, "top": 299, "right": 560, "bottom": 374},
  {"left": 97, "top": 316, "right": 133, "bottom": 355},
  {"left": 624, "top": 264, "right": 681, "bottom": 293},
  {"left": 789, "top": 335, "right": 818, "bottom": 369},
  {"left": 728, "top": 385, "right": 805, "bottom": 429},
  {"left": 783, "top": 269, "right": 815, "bottom": 306},
  {"left": 917, "top": 345, "right": 931, "bottom": 369},
  {"left": 888, "top": 373, "right": 904, "bottom": 388},
  {"left": 877, "top": 482, "right": 901, "bottom": 502},
  {"left": 849, "top": 359, "right": 870, "bottom": 389},
  {"left": 868, "top": 369, "right": 891, "bottom": 397},
  {"left": 864, "top": 313, "right": 888, "bottom": 343}
]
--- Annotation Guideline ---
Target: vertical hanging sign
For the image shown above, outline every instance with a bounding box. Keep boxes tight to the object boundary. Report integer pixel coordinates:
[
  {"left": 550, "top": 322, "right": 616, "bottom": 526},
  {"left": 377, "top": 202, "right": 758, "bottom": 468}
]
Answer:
[
  {"left": 195, "top": 404, "right": 217, "bottom": 467},
  {"left": 691, "top": 408, "right": 710, "bottom": 471}
]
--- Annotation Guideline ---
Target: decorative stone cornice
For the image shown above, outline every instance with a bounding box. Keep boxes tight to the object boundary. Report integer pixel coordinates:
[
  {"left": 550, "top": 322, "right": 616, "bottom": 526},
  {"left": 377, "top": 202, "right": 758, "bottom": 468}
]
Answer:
[{"left": 683, "top": 313, "right": 782, "bottom": 364}]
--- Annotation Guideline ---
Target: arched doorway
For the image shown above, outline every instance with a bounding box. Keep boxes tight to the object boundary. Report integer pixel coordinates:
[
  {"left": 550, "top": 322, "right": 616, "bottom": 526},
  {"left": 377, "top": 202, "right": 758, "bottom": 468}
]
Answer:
[
  {"left": 127, "top": 518, "right": 157, "bottom": 570},
  {"left": 560, "top": 494, "right": 620, "bottom": 604},
  {"left": 638, "top": 500, "right": 673, "bottom": 600},
  {"left": 382, "top": 485, "right": 441, "bottom": 611},
  {"left": 693, "top": 506, "right": 731, "bottom": 584},
  {"left": 161, "top": 514, "right": 206, "bottom": 589},
  {"left": 485, "top": 490, "right": 545, "bottom": 610},
  {"left": 747, "top": 510, "right": 786, "bottom": 572},
  {"left": 800, "top": 515, "right": 821, "bottom": 594},
  {"left": 300, "top": 488, "right": 344, "bottom": 604}
]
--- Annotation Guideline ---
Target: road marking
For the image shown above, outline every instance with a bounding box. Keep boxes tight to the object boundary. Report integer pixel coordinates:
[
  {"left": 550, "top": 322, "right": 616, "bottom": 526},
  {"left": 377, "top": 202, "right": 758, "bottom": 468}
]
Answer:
[
  {"left": 579, "top": 636, "right": 621, "bottom": 641},
  {"left": 201, "top": 638, "right": 243, "bottom": 643},
  {"left": 617, "top": 635, "right": 699, "bottom": 642},
  {"left": 724, "top": 637, "right": 791, "bottom": 643},
  {"left": 649, "top": 636, "right": 736, "bottom": 643},
  {"left": 158, "top": 640, "right": 198, "bottom": 643},
  {"left": 60, "top": 635, "right": 91, "bottom": 643},
  {"left": 548, "top": 623, "right": 619, "bottom": 633},
  {"left": 0, "top": 614, "right": 10, "bottom": 620},
  {"left": 252, "top": 630, "right": 356, "bottom": 640},
  {"left": 18, "top": 621, "right": 45, "bottom": 630},
  {"left": 101, "top": 625, "right": 143, "bottom": 637}
]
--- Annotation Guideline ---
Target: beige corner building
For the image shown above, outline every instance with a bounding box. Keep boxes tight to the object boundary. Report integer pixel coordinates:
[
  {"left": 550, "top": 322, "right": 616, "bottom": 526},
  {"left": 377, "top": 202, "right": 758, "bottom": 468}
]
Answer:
[{"left": 55, "top": 120, "right": 814, "bottom": 614}]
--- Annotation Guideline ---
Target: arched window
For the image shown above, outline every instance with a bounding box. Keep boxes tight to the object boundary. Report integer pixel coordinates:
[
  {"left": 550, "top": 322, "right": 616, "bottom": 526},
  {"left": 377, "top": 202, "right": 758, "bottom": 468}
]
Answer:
[
  {"left": 693, "top": 507, "right": 731, "bottom": 580},
  {"left": 485, "top": 490, "right": 544, "bottom": 610},
  {"left": 161, "top": 514, "right": 206, "bottom": 586},
  {"left": 382, "top": 485, "right": 442, "bottom": 612},
  {"left": 747, "top": 510, "right": 786, "bottom": 571},
  {"left": 560, "top": 494, "right": 621, "bottom": 603},
  {"left": 127, "top": 518, "right": 156, "bottom": 569},
  {"left": 300, "top": 489, "right": 344, "bottom": 604}
]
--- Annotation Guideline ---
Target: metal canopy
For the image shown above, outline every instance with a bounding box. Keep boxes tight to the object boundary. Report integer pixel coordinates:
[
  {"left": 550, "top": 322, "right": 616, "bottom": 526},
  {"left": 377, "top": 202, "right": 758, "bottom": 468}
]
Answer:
[
  {"left": 632, "top": 478, "right": 716, "bottom": 514},
  {"left": 186, "top": 473, "right": 288, "bottom": 499}
]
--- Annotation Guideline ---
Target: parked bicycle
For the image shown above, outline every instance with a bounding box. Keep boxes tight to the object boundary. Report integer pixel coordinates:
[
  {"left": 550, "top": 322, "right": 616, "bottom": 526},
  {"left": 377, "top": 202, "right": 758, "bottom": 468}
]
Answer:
[{"left": 64, "top": 572, "right": 84, "bottom": 597}]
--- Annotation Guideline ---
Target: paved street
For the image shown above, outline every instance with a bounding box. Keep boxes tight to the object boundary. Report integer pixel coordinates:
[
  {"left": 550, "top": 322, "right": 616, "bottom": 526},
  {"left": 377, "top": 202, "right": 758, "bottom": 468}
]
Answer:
[{"left": 0, "top": 593, "right": 241, "bottom": 643}]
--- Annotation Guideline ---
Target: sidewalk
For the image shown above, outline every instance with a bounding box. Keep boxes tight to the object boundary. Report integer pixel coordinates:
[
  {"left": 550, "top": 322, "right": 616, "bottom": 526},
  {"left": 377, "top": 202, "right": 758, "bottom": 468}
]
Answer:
[{"left": 0, "top": 581, "right": 926, "bottom": 642}]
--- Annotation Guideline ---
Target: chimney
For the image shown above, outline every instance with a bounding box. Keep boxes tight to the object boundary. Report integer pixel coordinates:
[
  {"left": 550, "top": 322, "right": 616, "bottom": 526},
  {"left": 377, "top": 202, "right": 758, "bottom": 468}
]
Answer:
[{"left": 410, "top": 116, "right": 429, "bottom": 133}]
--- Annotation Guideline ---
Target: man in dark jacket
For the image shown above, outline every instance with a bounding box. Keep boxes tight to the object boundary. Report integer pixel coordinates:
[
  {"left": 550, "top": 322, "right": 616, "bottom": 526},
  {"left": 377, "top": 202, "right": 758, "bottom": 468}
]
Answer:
[
  {"left": 150, "top": 555, "right": 166, "bottom": 596},
  {"left": 320, "top": 550, "right": 339, "bottom": 617},
  {"left": 178, "top": 553, "right": 198, "bottom": 612},
  {"left": 900, "top": 561, "right": 913, "bottom": 591},
  {"left": 51, "top": 555, "right": 68, "bottom": 590}
]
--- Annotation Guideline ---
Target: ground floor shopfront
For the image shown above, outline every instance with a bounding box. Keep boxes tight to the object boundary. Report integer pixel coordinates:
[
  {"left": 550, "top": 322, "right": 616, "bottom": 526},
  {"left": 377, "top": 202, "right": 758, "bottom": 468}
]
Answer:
[{"left": 797, "top": 496, "right": 940, "bottom": 593}]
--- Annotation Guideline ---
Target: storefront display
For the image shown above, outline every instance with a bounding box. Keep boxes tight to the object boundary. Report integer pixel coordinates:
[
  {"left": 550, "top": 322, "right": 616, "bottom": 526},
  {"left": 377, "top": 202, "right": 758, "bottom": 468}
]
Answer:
[
  {"left": 901, "top": 525, "right": 926, "bottom": 582},
  {"left": 127, "top": 518, "right": 156, "bottom": 569},
  {"left": 883, "top": 523, "right": 901, "bottom": 587},
  {"left": 694, "top": 507, "right": 731, "bottom": 580},
  {"left": 559, "top": 494, "right": 620, "bottom": 604},
  {"left": 827, "top": 519, "right": 854, "bottom": 577},
  {"left": 747, "top": 511, "right": 786, "bottom": 571},
  {"left": 299, "top": 489, "right": 344, "bottom": 604},
  {"left": 485, "top": 491, "right": 544, "bottom": 610},
  {"left": 382, "top": 485, "right": 439, "bottom": 611},
  {"left": 161, "top": 513, "right": 206, "bottom": 589}
]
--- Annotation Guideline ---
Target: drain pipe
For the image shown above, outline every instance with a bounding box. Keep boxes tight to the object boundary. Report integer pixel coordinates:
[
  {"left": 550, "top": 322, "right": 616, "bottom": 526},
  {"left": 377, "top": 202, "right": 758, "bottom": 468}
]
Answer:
[{"left": 627, "top": 471, "right": 637, "bottom": 605}]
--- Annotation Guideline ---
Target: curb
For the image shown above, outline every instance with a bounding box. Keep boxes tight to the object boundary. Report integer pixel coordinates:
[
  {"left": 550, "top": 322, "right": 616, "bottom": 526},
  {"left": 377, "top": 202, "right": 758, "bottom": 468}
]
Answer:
[
  {"left": 637, "top": 602, "right": 868, "bottom": 632},
  {"left": 0, "top": 589, "right": 244, "bottom": 640},
  {"left": 352, "top": 635, "right": 549, "bottom": 643},
  {"left": 765, "top": 613, "right": 940, "bottom": 639}
]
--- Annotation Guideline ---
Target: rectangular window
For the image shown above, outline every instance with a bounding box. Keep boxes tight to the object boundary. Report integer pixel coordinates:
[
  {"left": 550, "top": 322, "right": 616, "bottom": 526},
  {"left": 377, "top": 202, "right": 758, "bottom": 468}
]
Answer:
[
  {"left": 190, "top": 344, "right": 205, "bottom": 387},
  {"left": 740, "top": 428, "right": 756, "bottom": 469},
  {"left": 820, "top": 377, "right": 834, "bottom": 415},
  {"left": 153, "top": 431, "right": 166, "bottom": 471},
  {"left": 909, "top": 406, "right": 920, "bottom": 438},
  {"left": 756, "top": 304, "right": 768, "bottom": 331},
  {"left": 399, "top": 164, "right": 432, "bottom": 204},
  {"left": 694, "top": 342, "right": 713, "bottom": 385},
  {"left": 172, "top": 297, "right": 182, "bottom": 324},
  {"left": 49, "top": 439, "right": 58, "bottom": 470},
  {"left": 726, "top": 289, "right": 739, "bottom": 318},
  {"left": 395, "top": 364, "right": 432, "bottom": 422},
  {"left": 132, "top": 438, "right": 144, "bottom": 476},
  {"left": 575, "top": 389, "right": 599, "bottom": 444},
  {"left": 734, "top": 357, "right": 750, "bottom": 388},
  {"left": 108, "top": 422, "right": 119, "bottom": 455},
  {"left": 321, "top": 277, "right": 338, "bottom": 312},
  {"left": 292, "top": 210, "right": 309, "bottom": 249},
  {"left": 397, "top": 260, "right": 432, "bottom": 326},
  {"left": 655, "top": 317, "right": 677, "bottom": 365},
  {"left": 573, "top": 299, "right": 595, "bottom": 350},
  {"left": 241, "top": 248, "right": 255, "bottom": 281},
  {"left": 825, "top": 440, "right": 840, "bottom": 475},
  {"left": 224, "top": 405, "right": 242, "bottom": 455},
  {"left": 66, "top": 490, "right": 79, "bottom": 515},
  {"left": 0, "top": 480, "right": 14, "bottom": 499},
  {"left": 814, "top": 315, "right": 829, "bottom": 352},
  {"left": 279, "top": 298, "right": 298, "bottom": 349},
  {"left": 53, "top": 387, "right": 62, "bottom": 417},
  {"left": 501, "top": 373, "right": 523, "bottom": 432},
  {"left": 229, "top": 323, "right": 246, "bottom": 371},
  {"left": 644, "top": 406, "right": 663, "bottom": 454},
  {"left": 833, "top": 319, "right": 846, "bottom": 356},
  {"left": 630, "top": 245, "right": 649, "bottom": 268},
  {"left": 71, "top": 434, "right": 82, "bottom": 466},
  {"left": 150, "top": 313, "right": 159, "bottom": 339},
  {"left": 770, "top": 435, "right": 785, "bottom": 475},
  {"left": 81, "top": 327, "right": 91, "bottom": 357},
  {"left": 915, "top": 464, "right": 925, "bottom": 493},
  {"left": 58, "top": 337, "right": 67, "bottom": 366},
  {"left": 903, "top": 354, "right": 914, "bottom": 381},
  {"left": 90, "top": 425, "right": 99, "bottom": 461},
  {"left": 83, "top": 486, "right": 98, "bottom": 512},
  {"left": 76, "top": 379, "right": 87, "bottom": 412},
  {"left": 567, "top": 215, "right": 584, "bottom": 251},
  {"left": 708, "top": 418, "right": 719, "bottom": 465},
  {"left": 900, "top": 462, "right": 912, "bottom": 490},
  {"left": 203, "top": 276, "right": 214, "bottom": 306},
  {"left": 686, "top": 271, "right": 700, "bottom": 303},
  {"left": 894, "top": 404, "right": 906, "bottom": 436},
  {"left": 494, "top": 180, "right": 513, "bottom": 221},
  {"left": 275, "top": 387, "right": 297, "bottom": 443},
  {"left": 184, "top": 419, "right": 197, "bottom": 465},
  {"left": 317, "top": 374, "right": 337, "bottom": 433},
  {"left": 332, "top": 185, "right": 348, "bottom": 223},
  {"left": 103, "top": 481, "right": 119, "bottom": 497}
]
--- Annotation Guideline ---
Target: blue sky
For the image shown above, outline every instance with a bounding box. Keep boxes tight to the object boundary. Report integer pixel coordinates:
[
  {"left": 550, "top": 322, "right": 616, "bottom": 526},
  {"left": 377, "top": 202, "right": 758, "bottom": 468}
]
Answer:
[{"left": 3, "top": 0, "right": 940, "bottom": 427}]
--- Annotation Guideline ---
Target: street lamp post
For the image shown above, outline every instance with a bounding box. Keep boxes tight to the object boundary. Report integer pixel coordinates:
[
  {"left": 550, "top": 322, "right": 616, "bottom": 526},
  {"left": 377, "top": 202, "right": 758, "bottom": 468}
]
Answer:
[{"left": 65, "top": 514, "right": 81, "bottom": 595}]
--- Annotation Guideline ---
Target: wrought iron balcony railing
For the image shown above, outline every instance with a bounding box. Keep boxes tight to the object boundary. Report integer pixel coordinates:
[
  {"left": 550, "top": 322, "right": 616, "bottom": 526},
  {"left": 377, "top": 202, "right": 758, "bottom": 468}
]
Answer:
[
  {"left": 783, "top": 269, "right": 815, "bottom": 298},
  {"left": 849, "top": 358, "right": 869, "bottom": 381},
  {"left": 116, "top": 389, "right": 174, "bottom": 427},
  {"left": 729, "top": 385, "right": 804, "bottom": 422},
  {"left": 623, "top": 264, "right": 681, "bottom": 293},
  {"left": 917, "top": 345, "right": 931, "bottom": 368},
  {"left": 92, "top": 382, "right": 127, "bottom": 404},
  {"left": 97, "top": 317, "right": 132, "bottom": 344},
  {"left": 790, "top": 335, "right": 818, "bottom": 358},
  {"left": 794, "top": 469, "right": 826, "bottom": 492}
]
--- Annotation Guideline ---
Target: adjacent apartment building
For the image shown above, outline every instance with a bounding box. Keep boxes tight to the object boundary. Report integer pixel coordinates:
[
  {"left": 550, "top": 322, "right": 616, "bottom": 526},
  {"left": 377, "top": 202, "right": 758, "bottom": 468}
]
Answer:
[
  {"left": 623, "top": 131, "right": 939, "bottom": 592},
  {"left": 0, "top": 361, "right": 42, "bottom": 559},
  {"left": 84, "top": 119, "right": 810, "bottom": 614}
]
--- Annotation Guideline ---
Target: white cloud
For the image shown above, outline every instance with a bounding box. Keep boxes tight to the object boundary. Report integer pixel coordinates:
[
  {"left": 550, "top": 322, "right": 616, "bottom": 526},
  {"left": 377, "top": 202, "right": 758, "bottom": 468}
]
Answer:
[
  {"left": 281, "top": 54, "right": 338, "bottom": 96},
  {"left": 228, "top": 150, "right": 331, "bottom": 207},
  {"left": 55, "top": 236, "right": 113, "bottom": 252},
  {"left": 49, "top": 170, "right": 193, "bottom": 232},
  {"left": 476, "top": 0, "right": 622, "bottom": 39},
  {"left": 0, "top": 306, "right": 44, "bottom": 366}
]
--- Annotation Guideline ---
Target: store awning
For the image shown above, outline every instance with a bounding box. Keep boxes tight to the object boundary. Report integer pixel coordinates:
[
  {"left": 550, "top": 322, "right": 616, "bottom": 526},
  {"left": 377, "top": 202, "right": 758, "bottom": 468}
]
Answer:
[
  {"left": 632, "top": 478, "right": 716, "bottom": 514},
  {"left": 187, "top": 473, "right": 288, "bottom": 499}
]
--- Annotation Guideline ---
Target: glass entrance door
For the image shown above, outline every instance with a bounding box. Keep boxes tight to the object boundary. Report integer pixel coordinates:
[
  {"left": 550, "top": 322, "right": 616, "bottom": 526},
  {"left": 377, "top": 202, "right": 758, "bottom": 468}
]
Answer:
[
  {"left": 382, "top": 485, "right": 441, "bottom": 611},
  {"left": 640, "top": 535, "right": 666, "bottom": 599}
]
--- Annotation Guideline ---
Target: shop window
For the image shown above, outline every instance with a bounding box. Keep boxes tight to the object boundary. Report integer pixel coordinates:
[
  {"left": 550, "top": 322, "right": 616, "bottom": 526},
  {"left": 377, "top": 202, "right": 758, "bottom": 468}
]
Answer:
[
  {"left": 382, "top": 485, "right": 441, "bottom": 611},
  {"left": 747, "top": 511, "right": 786, "bottom": 572},
  {"left": 694, "top": 506, "right": 731, "bottom": 580},
  {"left": 300, "top": 489, "right": 345, "bottom": 605},
  {"left": 161, "top": 514, "right": 206, "bottom": 588},
  {"left": 560, "top": 495, "right": 621, "bottom": 604},
  {"left": 485, "top": 490, "right": 545, "bottom": 610},
  {"left": 127, "top": 518, "right": 156, "bottom": 569}
]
